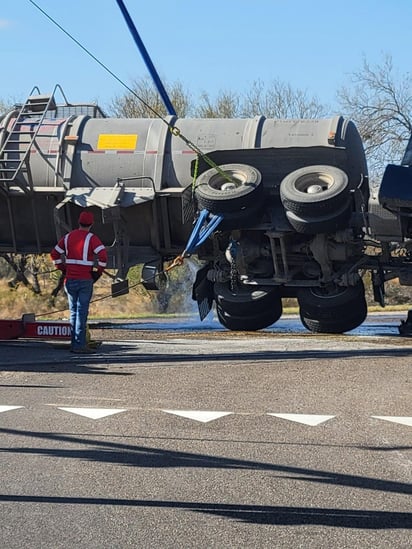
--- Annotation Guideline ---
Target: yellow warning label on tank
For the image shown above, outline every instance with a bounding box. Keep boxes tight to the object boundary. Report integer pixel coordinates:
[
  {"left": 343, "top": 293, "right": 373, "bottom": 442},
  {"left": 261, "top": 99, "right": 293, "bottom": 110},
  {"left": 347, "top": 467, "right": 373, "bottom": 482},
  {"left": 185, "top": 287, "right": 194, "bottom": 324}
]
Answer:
[{"left": 97, "top": 134, "right": 138, "bottom": 150}]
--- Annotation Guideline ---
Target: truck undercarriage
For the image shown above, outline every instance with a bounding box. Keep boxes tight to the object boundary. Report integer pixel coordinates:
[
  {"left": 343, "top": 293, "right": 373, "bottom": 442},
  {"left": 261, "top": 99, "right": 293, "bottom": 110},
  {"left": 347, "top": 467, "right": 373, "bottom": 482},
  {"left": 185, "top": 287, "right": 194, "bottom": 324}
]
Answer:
[{"left": 1, "top": 89, "right": 412, "bottom": 334}]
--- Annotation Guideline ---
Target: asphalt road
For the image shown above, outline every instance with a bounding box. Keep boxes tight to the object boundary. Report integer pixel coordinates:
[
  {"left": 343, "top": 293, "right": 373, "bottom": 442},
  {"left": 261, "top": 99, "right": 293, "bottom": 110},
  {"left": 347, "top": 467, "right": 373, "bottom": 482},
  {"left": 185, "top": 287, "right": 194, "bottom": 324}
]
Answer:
[{"left": 0, "top": 313, "right": 411, "bottom": 548}]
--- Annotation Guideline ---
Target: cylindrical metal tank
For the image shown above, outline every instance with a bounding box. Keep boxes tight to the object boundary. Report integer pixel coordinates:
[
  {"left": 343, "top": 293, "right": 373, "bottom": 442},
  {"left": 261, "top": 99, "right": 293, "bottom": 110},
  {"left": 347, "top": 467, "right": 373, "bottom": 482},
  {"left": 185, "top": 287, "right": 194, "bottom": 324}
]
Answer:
[
  {"left": 0, "top": 110, "right": 368, "bottom": 257},
  {"left": 0, "top": 113, "right": 367, "bottom": 192}
]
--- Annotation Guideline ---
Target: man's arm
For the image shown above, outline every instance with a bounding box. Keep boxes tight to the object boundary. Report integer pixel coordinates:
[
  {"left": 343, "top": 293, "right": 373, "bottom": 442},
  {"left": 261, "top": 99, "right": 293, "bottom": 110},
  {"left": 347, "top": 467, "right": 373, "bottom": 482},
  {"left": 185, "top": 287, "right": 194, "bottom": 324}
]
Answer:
[
  {"left": 92, "top": 236, "right": 108, "bottom": 275},
  {"left": 50, "top": 237, "right": 66, "bottom": 272}
]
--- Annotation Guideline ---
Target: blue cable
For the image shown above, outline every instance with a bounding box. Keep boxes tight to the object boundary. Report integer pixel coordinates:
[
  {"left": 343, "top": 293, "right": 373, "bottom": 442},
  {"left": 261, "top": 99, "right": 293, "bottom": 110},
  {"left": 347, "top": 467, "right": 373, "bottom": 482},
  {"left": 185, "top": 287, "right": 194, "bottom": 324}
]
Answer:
[{"left": 184, "top": 210, "right": 223, "bottom": 255}]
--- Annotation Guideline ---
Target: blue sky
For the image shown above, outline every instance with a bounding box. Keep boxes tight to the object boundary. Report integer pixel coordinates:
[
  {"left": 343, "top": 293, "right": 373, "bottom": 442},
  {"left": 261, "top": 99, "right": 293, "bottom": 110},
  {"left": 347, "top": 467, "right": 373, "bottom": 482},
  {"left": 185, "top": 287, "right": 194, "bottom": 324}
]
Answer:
[{"left": 0, "top": 0, "right": 410, "bottom": 113}]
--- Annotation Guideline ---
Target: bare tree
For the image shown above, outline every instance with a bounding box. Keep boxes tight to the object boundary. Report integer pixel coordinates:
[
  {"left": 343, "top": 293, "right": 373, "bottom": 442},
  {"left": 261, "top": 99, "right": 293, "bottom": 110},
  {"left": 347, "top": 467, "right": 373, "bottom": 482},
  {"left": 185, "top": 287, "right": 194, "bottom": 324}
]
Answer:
[
  {"left": 109, "top": 77, "right": 327, "bottom": 121},
  {"left": 241, "top": 79, "right": 328, "bottom": 119},
  {"left": 194, "top": 90, "right": 242, "bottom": 118},
  {"left": 338, "top": 54, "right": 412, "bottom": 177},
  {"left": 193, "top": 81, "right": 326, "bottom": 119},
  {"left": 0, "top": 254, "right": 41, "bottom": 293},
  {"left": 109, "top": 77, "right": 191, "bottom": 118}
]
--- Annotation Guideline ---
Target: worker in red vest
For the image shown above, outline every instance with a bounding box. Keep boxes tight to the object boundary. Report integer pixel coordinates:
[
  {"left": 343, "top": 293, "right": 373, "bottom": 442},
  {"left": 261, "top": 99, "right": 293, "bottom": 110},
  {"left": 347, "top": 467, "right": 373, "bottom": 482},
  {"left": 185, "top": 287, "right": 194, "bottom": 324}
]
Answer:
[{"left": 51, "top": 210, "right": 107, "bottom": 354}]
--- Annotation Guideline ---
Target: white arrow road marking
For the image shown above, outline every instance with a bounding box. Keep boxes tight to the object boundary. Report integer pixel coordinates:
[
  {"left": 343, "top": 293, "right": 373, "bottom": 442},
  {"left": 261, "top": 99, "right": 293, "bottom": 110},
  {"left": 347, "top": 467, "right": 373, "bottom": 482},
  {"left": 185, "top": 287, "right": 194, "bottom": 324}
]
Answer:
[
  {"left": 267, "top": 413, "right": 335, "bottom": 426},
  {"left": 371, "top": 416, "right": 412, "bottom": 427},
  {"left": 0, "top": 406, "right": 24, "bottom": 413},
  {"left": 57, "top": 407, "right": 127, "bottom": 419},
  {"left": 162, "top": 410, "right": 233, "bottom": 423}
]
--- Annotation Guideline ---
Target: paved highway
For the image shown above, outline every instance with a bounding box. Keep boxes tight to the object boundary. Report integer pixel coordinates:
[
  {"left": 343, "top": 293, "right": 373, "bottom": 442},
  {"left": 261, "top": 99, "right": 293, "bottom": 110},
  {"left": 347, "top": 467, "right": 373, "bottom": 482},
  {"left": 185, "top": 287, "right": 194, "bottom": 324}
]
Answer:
[{"left": 0, "top": 313, "right": 411, "bottom": 548}]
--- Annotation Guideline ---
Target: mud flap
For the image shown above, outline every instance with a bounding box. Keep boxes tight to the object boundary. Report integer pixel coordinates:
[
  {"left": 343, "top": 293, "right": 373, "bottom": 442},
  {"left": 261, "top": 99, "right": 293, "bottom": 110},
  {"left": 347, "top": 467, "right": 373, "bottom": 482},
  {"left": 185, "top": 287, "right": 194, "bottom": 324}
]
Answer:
[
  {"left": 141, "top": 261, "right": 167, "bottom": 291},
  {"left": 111, "top": 280, "right": 129, "bottom": 297},
  {"left": 398, "top": 310, "right": 412, "bottom": 336},
  {"left": 192, "top": 265, "right": 214, "bottom": 321},
  {"left": 372, "top": 269, "right": 385, "bottom": 307}
]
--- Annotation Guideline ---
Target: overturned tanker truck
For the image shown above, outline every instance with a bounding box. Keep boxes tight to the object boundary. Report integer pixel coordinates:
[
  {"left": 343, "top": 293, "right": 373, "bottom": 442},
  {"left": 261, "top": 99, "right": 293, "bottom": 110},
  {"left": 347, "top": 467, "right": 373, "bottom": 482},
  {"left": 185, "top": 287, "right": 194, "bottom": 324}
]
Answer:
[{"left": 1, "top": 87, "right": 412, "bottom": 334}]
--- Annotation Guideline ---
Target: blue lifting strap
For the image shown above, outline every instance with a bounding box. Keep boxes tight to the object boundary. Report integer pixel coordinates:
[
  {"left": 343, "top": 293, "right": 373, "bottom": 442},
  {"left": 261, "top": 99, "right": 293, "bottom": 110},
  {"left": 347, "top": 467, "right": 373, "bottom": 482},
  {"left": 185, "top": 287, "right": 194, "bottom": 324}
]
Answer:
[{"left": 184, "top": 209, "right": 223, "bottom": 255}]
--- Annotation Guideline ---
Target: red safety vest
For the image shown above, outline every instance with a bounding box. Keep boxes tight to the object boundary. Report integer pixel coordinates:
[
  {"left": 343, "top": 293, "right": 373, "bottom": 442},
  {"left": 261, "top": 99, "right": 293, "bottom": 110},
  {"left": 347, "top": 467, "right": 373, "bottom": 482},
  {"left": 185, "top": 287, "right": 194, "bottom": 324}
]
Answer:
[{"left": 51, "top": 229, "right": 107, "bottom": 280}]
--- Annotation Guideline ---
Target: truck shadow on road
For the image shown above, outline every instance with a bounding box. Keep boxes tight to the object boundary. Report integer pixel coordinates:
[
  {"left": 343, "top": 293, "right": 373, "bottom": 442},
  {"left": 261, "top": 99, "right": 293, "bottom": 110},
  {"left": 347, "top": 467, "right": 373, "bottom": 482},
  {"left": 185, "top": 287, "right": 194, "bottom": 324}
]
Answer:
[
  {"left": 2, "top": 342, "right": 412, "bottom": 373},
  {"left": 0, "top": 426, "right": 411, "bottom": 529},
  {"left": 0, "top": 493, "right": 410, "bottom": 528}
]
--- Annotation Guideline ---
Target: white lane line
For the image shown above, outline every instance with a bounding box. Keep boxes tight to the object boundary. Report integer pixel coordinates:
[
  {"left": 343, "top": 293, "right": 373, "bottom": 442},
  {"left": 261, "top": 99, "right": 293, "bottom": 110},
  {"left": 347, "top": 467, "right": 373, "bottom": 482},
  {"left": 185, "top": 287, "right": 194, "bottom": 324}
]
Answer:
[
  {"left": 371, "top": 416, "right": 412, "bottom": 427},
  {"left": 57, "top": 407, "right": 127, "bottom": 419},
  {"left": 0, "top": 406, "right": 24, "bottom": 414},
  {"left": 162, "top": 410, "right": 233, "bottom": 423},
  {"left": 267, "top": 413, "right": 335, "bottom": 426}
]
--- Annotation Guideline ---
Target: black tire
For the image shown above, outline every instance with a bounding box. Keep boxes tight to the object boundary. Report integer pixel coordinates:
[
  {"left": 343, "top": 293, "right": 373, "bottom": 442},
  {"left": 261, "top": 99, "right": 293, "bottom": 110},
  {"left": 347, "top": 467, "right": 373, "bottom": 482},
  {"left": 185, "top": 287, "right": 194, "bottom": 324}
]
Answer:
[
  {"left": 195, "top": 163, "right": 263, "bottom": 214},
  {"left": 216, "top": 301, "right": 282, "bottom": 331},
  {"left": 214, "top": 282, "right": 280, "bottom": 315},
  {"left": 297, "top": 280, "right": 366, "bottom": 319},
  {"left": 285, "top": 200, "right": 352, "bottom": 234},
  {"left": 280, "top": 165, "right": 349, "bottom": 217},
  {"left": 298, "top": 280, "right": 367, "bottom": 333},
  {"left": 300, "top": 298, "right": 367, "bottom": 333}
]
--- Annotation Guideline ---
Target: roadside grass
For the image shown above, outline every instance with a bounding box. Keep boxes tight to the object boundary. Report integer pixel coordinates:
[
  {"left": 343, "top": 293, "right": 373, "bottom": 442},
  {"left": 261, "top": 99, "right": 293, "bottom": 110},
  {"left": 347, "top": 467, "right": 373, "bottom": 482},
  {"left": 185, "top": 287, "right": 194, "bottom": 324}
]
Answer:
[
  {"left": 0, "top": 279, "right": 409, "bottom": 322},
  {"left": 0, "top": 264, "right": 410, "bottom": 321}
]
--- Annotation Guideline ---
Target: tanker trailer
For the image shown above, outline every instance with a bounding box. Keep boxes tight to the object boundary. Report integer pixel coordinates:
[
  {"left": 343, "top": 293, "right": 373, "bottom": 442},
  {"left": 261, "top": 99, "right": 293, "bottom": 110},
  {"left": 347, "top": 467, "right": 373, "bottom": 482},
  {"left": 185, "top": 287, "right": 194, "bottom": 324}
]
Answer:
[{"left": 2, "top": 88, "right": 412, "bottom": 333}]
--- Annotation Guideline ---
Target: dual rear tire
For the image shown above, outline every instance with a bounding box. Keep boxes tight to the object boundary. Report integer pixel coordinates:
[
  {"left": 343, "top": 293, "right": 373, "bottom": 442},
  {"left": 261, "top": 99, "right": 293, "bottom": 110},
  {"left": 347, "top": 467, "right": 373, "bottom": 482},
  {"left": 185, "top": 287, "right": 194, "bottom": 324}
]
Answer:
[
  {"left": 298, "top": 280, "right": 367, "bottom": 333},
  {"left": 280, "top": 165, "right": 352, "bottom": 234},
  {"left": 214, "top": 282, "right": 282, "bottom": 331},
  {"left": 213, "top": 280, "right": 367, "bottom": 334},
  {"left": 195, "top": 163, "right": 265, "bottom": 229}
]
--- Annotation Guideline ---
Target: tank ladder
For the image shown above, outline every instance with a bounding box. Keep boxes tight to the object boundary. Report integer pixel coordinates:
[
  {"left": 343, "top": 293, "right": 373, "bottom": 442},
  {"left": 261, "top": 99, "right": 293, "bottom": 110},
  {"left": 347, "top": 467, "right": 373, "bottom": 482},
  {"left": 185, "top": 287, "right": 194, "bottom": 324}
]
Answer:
[{"left": 0, "top": 86, "right": 57, "bottom": 193}]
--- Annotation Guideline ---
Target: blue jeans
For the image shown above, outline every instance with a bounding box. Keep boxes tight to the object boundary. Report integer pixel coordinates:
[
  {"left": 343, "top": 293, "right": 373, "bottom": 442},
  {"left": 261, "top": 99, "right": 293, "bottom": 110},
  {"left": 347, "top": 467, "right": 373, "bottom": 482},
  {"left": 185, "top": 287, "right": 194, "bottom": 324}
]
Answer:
[{"left": 65, "top": 279, "right": 94, "bottom": 350}]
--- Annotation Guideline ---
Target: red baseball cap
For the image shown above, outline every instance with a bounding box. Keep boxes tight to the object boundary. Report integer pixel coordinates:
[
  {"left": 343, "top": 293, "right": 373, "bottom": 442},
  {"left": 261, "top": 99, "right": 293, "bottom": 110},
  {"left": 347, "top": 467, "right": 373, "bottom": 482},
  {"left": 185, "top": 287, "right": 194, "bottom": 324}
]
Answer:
[{"left": 78, "top": 211, "right": 94, "bottom": 226}]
